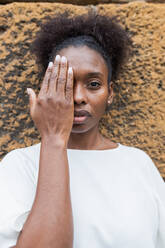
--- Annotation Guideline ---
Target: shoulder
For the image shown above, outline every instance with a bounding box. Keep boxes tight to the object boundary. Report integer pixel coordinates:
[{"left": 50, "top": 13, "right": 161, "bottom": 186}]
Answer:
[
  {"left": 118, "top": 143, "right": 151, "bottom": 165},
  {"left": 119, "top": 143, "right": 165, "bottom": 187},
  {"left": 1, "top": 142, "right": 41, "bottom": 168},
  {"left": 0, "top": 143, "right": 41, "bottom": 196},
  {"left": 116, "top": 144, "right": 161, "bottom": 183}
]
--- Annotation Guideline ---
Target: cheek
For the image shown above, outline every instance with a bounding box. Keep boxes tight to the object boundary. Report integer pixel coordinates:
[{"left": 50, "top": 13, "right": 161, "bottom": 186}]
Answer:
[{"left": 90, "top": 90, "right": 108, "bottom": 115}]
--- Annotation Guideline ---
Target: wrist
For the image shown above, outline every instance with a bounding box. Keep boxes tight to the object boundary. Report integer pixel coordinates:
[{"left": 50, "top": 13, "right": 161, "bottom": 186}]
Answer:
[{"left": 41, "top": 134, "right": 68, "bottom": 149}]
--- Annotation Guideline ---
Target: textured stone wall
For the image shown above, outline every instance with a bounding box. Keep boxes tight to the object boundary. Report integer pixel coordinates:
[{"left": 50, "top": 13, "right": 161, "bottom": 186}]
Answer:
[
  {"left": 0, "top": 0, "right": 165, "bottom": 4},
  {"left": 0, "top": 2, "right": 165, "bottom": 179}
]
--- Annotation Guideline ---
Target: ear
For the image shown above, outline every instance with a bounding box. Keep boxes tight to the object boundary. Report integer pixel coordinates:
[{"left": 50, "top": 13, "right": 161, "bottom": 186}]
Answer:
[{"left": 107, "top": 81, "right": 114, "bottom": 105}]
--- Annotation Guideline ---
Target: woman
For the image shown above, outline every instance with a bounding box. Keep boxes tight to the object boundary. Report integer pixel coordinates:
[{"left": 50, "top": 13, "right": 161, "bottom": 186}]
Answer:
[{"left": 0, "top": 13, "right": 165, "bottom": 248}]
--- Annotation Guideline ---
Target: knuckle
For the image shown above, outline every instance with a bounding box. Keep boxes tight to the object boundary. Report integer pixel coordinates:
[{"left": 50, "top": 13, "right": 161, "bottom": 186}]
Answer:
[
  {"left": 61, "top": 60, "right": 66, "bottom": 67},
  {"left": 47, "top": 95, "right": 54, "bottom": 102},
  {"left": 66, "top": 101, "right": 72, "bottom": 108},
  {"left": 54, "top": 96, "right": 60, "bottom": 103},
  {"left": 47, "top": 67, "right": 52, "bottom": 73},
  {"left": 38, "top": 95, "right": 55, "bottom": 105},
  {"left": 50, "top": 72, "right": 58, "bottom": 80},
  {"left": 38, "top": 95, "right": 44, "bottom": 101},
  {"left": 65, "top": 95, "right": 72, "bottom": 103},
  {"left": 37, "top": 97, "right": 46, "bottom": 105},
  {"left": 66, "top": 86, "right": 72, "bottom": 92},
  {"left": 57, "top": 98, "right": 67, "bottom": 108},
  {"left": 66, "top": 99, "right": 72, "bottom": 105},
  {"left": 58, "top": 77, "right": 65, "bottom": 84}
]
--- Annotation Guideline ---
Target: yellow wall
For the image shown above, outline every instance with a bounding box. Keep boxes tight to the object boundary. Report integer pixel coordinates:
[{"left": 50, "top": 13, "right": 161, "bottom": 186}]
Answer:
[{"left": 0, "top": 2, "right": 165, "bottom": 178}]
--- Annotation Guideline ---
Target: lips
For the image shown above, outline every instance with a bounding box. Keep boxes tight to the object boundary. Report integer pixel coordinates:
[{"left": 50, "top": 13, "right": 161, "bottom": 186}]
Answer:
[
  {"left": 74, "top": 116, "right": 87, "bottom": 123},
  {"left": 74, "top": 110, "right": 91, "bottom": 117},
  {"left": 73, "top": 110, "right": 91, "bottom": 124}
]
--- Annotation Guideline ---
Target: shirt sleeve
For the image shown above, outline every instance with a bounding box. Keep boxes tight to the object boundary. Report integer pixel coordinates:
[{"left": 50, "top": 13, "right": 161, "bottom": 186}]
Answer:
[
  {"left": 145, "top": 155, "right": 165, "bottom": 248},
  {"left": 0, "top": 148, "right": 37, "bottom": 248}
]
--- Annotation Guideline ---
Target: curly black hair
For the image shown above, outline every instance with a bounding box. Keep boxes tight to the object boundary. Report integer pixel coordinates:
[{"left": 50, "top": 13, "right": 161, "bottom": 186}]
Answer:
[{"left": 31, "top": 12, "right": 132, "bottom": 83}]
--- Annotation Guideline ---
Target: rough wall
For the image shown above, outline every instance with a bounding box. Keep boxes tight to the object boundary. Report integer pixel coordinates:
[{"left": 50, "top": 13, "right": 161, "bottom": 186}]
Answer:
[
  {"left": 0, "top": 2, "right": 165, "bottom": 178},
  {"left": 0, "top": 0, "right": 165, "bottom": 4}
]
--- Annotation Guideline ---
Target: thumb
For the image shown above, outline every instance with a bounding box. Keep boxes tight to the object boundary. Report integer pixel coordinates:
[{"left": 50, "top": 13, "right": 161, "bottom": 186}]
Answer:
[{"left": 27, "top": 88, "right": 36, "bottom": 113}]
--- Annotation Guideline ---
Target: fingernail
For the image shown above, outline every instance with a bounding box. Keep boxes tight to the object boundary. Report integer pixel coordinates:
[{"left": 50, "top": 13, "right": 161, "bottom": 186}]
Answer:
[
  {"left": 61, "top": 56, "right": 67, "bottom": 63},
  {"left": 48, "top": 61, "right": 53, "bottom": 68},
  {"left": 68, "top": 67, "right": 72, "bottom": 73},
  {"left": 56, "top": 55, "right": 60, "bottom": 61},
  {"left": 27, "top": 88, "right": 31, "bottom": 95}
]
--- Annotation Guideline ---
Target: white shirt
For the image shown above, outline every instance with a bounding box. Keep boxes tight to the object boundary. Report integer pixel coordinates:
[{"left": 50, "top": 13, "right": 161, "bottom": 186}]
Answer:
[{"left": 0, "top": 143, "right": 165, "bottom": 248}]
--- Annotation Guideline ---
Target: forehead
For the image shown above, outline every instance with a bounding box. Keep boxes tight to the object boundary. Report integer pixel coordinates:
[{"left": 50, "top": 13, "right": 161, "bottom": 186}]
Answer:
[{"left": 58, "top": 46, "right": 108, "bottom": 77}]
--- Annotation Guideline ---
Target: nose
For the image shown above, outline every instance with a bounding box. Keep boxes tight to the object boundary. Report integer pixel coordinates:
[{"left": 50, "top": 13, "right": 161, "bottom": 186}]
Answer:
[{"left": 73, "top": 82, "right": 86, "bottom": 105}]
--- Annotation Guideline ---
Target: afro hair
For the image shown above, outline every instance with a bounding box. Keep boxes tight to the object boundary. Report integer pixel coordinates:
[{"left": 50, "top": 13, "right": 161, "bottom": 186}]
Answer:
[{"left": 31, "top": 12, "right": 132, "bottom": 82}]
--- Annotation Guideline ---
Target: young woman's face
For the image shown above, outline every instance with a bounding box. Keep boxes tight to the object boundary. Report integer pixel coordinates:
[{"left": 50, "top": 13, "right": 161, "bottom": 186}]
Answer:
[{"left": 58, "top": 45, "right": 113, "bottom": 134}]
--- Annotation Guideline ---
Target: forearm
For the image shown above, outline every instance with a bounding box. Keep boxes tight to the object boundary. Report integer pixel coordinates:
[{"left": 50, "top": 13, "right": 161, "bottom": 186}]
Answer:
[{"left": 16, "top": 136, "right": 73, "bottom": 248}]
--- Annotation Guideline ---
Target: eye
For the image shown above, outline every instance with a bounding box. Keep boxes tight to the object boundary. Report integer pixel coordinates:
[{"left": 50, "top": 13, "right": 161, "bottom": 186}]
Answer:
[{"left": 88, "top": 81, "right": 101, "bottom": 89}]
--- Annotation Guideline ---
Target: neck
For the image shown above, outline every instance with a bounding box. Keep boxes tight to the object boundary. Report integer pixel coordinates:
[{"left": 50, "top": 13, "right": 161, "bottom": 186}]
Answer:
[{"left": 67, "top": 124, "right": 103, "bottom": 150}]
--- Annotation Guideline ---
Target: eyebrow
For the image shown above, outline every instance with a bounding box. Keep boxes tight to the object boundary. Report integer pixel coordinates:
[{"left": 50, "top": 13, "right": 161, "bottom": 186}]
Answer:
[{"left": 85, "top": 72, "right": 104, "bottom": 79}]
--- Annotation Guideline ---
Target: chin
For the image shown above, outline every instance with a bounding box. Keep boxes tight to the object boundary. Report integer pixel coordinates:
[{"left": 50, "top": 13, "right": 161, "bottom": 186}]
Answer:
[
  {"left": 71, "top": 127, "right": 89, "bottom": 134},
  {"left": 71, "top": 122, "right": 97, "bottom": 134}
]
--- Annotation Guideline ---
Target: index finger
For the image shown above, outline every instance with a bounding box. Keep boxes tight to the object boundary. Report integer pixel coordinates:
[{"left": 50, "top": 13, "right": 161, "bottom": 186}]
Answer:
[{"left": 38, "top": 61, "right": 53, "bottom": 97}]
